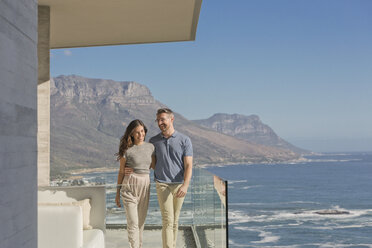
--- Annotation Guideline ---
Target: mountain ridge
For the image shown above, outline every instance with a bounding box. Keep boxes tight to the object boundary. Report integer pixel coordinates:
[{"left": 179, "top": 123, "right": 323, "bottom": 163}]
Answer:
[
  {"left": 50, "top": 75, "right": 303, "bottom": 177},
  {"left": 193, "top": 113, "right": 308, "bottom": 154}
]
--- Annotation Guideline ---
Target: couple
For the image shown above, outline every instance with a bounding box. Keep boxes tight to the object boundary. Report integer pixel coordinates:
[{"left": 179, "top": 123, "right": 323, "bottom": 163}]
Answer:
[{"left": 115, "top": 108, "right": 193, "bottom": 248}]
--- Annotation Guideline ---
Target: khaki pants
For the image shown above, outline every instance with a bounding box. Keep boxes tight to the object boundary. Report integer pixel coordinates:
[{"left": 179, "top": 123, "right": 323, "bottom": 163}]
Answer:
[
  {"left": 156, "top": 182, "right": 185, "bottom": 248},
  {"left": 121, "top": 173, "right": 150, "bottom": 248}
]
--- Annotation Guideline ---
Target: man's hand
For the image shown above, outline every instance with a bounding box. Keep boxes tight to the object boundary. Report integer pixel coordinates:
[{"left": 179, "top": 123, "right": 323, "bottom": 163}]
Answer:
[
  {"left": 124, "top": 167, "right": 134, "bottom": 175},
  {"left": 177, "top": 156, "right": 192, "bottom": 198},
  {"left": 176, "top": 184, "right": 188, "bottom": 198}
]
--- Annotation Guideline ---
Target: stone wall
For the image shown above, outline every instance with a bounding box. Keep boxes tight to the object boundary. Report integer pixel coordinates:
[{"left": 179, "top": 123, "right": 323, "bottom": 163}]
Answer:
[
  {"left": 0, "top": 1, "right": 38, "bottom": 248},
  {"left": 38, "top": 5, "right": 50, "bottom": 186}
]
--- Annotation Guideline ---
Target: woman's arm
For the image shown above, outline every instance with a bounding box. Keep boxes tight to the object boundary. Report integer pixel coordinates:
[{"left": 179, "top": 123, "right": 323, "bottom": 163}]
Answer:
[{"left": 115, "top": 157, "right": 126, "bottom": 207}]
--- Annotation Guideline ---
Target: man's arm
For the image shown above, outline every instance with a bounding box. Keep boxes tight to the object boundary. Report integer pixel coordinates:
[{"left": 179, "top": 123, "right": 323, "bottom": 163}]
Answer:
[{"left": 176, "top": 156, "right": 193, "bottom": 198}]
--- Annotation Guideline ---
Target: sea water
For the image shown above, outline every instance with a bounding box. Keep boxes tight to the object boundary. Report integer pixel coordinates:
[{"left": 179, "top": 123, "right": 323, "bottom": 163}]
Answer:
[
  {"left": 79, "top": 152, "right": 372, "bottom": 247},
  {"left": 207, "top": 152, "right": 372, "bottom": 247}
]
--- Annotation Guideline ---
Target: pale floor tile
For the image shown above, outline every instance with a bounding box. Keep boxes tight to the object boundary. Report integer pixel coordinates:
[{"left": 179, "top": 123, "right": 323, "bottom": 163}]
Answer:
[{"left": 105, "top": 229, "right": 194, "bottom": 248}]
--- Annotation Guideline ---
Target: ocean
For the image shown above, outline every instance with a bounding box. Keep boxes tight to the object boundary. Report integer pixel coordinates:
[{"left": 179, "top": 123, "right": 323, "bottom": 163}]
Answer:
[
  {"left": 79, "top": 152, "right": 372, "bottom": 247},
  {"left": 207, "top": 152, "right": 372, "bottom": 248}
]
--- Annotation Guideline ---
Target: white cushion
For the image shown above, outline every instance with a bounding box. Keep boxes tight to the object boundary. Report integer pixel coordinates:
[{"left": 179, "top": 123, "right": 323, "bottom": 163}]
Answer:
[
  {"left": 38, "top": 205, "right": 83, "bottom": 248},
  {"left": 39, "top": 199, "right": 93, "bottom": 230}
]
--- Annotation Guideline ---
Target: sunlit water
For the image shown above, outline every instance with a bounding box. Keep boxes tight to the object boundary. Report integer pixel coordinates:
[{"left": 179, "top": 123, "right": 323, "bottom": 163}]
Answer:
[
  {"left": 207, "top": 152, "right": 372, "bottom": 247},
  {"left": 78, "top": 152, "right": 372, "bottom": 247}
]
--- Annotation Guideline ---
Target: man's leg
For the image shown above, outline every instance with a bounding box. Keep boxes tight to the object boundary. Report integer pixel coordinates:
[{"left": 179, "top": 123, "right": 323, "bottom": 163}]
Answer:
[
  {"left": 171, "top": 184, "right": 185, "bottom": 248},
  {"left": 156, "top": 182, "right": 175, "bottom": 248}
]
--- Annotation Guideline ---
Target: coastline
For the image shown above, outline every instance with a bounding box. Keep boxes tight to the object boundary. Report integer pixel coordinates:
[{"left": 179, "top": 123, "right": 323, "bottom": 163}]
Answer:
[
  {"left": 70, "top": 167, "right": 118, "bottom": 175},
  {"left": 55, "top": 156, "right": 313, "bottom": 180},
  {"left": 197, "top": 156, "right": 310, "bottom": 168}
]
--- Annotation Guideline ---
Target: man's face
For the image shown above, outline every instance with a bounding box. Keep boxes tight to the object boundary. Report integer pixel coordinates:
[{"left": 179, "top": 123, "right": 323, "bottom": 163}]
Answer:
[{"left": 156, "top": 113, "right": 173, "bottom": 132}]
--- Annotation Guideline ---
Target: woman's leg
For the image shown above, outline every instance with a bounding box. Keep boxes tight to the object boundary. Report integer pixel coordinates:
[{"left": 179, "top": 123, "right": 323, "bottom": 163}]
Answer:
[
  {"left": 136, "top": 174, "right": 150, "bottom": 248},
  {"left": 121, "top": 175, "right": 140, "bottom": 248},
  {"left": 124, "top": 200, "right": 140, "bottom": 248}
]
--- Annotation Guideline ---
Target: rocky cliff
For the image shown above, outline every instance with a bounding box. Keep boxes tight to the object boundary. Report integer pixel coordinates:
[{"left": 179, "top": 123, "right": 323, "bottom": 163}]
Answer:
[
  {"left": 194, "top": 113, "right": 308, "bottom": 154},
  {"left": 51, "top": 75, "right": 301, "bottom": 176}
]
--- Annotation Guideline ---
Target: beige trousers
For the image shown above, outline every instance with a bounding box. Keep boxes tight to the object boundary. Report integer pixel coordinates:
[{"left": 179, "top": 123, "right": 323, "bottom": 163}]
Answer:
[
  {"left": 156, "top": 182, "right": 185, "bottom": 248},
  {"left": 121, "top": 173, "right": 150, "bottom": 248}
]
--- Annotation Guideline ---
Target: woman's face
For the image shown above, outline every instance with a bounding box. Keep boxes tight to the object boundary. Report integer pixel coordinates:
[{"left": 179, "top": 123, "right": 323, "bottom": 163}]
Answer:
[{"left": 132, "top": 125, "right": 145, "bottom": 144}]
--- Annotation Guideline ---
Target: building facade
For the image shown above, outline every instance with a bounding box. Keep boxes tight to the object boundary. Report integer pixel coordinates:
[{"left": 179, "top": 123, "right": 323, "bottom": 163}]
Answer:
[{"left": 0, "top": 1, "right": 38, "bottom": 247}]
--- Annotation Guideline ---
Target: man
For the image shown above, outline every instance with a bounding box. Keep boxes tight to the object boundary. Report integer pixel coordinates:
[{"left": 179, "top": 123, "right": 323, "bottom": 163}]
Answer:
[{"left": 150, "top": 108, "right": 193, "bottom": 248}]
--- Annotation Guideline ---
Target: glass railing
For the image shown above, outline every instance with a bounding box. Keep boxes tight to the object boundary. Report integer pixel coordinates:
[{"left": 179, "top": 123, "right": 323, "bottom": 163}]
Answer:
[
  {"left": 39, "top": 166, "right": 228, "bottom": 248},
  {"left": 192, "top": 166, "right": 228, "bottom": 247}
]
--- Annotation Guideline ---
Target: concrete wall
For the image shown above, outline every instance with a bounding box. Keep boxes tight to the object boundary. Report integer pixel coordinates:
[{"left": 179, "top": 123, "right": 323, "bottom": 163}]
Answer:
[
  {"left": 0, "top": 1, "right": 38, "bottom": 248},
  {"left": 38, "top": 6, "right": 50, "bottom": 186}
]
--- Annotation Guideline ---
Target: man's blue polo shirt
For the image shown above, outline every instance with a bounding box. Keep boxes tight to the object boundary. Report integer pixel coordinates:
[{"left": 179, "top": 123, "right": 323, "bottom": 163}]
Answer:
[{"left": 149, "top": 130, "right": 193, "bottom": 184}]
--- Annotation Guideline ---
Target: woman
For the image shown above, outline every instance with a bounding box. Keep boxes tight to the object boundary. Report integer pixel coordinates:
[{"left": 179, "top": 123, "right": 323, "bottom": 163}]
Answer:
[{"left": 115, "top": 119, "right": 155, "bottom": 248}]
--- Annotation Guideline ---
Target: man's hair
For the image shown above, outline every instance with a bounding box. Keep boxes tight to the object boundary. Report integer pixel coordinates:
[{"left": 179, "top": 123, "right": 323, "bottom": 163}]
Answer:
[{"left": 157, "top": 108, "right": 174, "bottom": 117}]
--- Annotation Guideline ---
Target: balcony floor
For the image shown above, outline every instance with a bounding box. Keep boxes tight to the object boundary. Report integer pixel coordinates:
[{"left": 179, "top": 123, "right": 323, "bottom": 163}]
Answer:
[{"left": 105, "top": 228, "right": 196, "bottom": 248}]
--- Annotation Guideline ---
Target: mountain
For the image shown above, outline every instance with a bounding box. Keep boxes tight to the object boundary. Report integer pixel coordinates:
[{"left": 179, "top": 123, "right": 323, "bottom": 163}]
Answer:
[
  {"left": 50, "top": 75, "right": 301, "bottom": 177},
  {"left": 194, "top": 113, "right": 308, "bottom": 154}
]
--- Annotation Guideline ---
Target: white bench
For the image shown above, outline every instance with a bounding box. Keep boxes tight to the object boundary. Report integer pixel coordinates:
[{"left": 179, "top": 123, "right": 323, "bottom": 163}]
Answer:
[{"left": 38, "top": 186, "right": 106, "bottom": 248}]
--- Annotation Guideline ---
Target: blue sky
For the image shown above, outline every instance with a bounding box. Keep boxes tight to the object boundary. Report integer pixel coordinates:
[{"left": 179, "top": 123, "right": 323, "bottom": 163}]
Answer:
[{"left": 51, "top": 0, "right": 372, "bottom": 152}]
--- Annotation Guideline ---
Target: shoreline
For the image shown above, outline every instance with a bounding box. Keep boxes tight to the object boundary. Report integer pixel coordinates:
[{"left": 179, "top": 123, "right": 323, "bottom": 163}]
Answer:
[
  {"left": 70, "top": 167, "right": 118, "bottom": 175},
  {"left": 197, "top": 156, "right": 310, "bottom": 168},
  {"left": 65, "top": 156, "right": 310, "bottom": 175},
  {"left": 52, "top": 152, "right": 368, "bottom": 181}
]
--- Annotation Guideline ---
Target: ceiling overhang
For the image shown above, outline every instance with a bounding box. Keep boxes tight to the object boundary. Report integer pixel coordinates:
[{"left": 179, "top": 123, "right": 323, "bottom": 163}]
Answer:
[{"left": 38, "top": 0, "right": 202, "bottom": 49}]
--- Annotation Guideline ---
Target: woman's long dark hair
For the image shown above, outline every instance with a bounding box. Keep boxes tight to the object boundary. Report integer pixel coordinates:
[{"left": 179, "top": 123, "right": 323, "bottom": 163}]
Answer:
[{"left": 115, "top": 119, "right": 148, "bottom": 161}]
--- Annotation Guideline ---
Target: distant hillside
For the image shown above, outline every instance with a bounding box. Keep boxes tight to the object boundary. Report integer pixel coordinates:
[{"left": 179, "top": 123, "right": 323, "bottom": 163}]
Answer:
[
  {"left": 194, "top": 113, "right": 308, "bottom": 154},
  {"left": 50, "top": 75, "right": 301, "bottom": 176}
]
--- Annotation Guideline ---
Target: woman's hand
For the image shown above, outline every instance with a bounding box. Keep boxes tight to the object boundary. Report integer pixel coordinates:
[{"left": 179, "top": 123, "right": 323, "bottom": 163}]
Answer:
[{"left": 115, "top": 192, "right": 121, "bottom": 207}]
